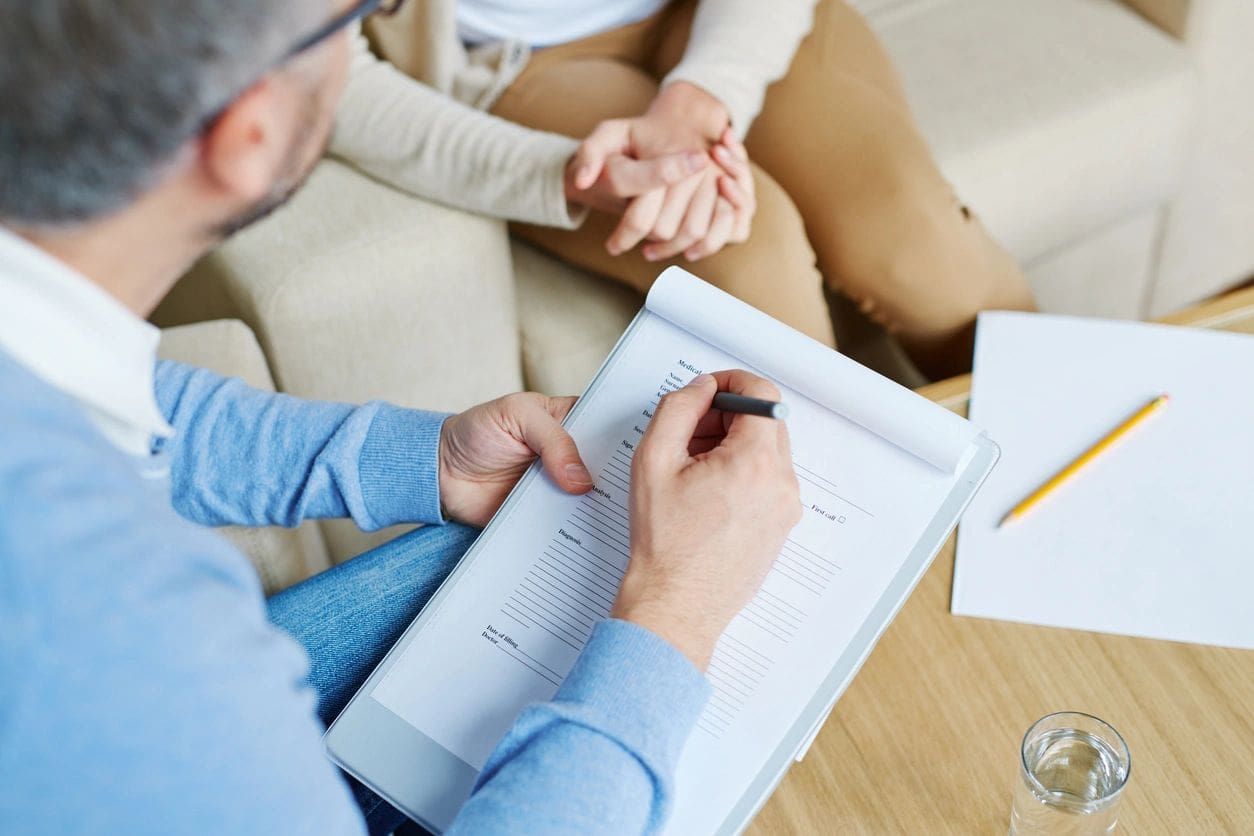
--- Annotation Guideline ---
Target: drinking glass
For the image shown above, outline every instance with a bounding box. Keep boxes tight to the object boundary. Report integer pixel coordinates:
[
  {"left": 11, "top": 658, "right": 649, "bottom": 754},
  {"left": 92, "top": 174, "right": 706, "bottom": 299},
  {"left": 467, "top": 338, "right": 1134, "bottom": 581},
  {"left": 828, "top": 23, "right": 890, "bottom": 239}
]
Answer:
[{"left": 1009, "top": 711, "right": 1131, "bottom": 835}]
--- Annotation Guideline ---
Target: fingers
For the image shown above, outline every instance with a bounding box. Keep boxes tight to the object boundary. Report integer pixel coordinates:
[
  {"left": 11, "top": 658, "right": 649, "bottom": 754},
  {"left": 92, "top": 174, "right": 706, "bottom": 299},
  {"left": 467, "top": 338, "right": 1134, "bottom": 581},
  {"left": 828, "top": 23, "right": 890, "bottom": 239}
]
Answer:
[
  {"left": 637, "top": 374, "right": 718, "bottom": 472},
  {"left": 707, "top": 370, "right": 783, "bottom": 452},
  {"left": 717, "top": 180, "right": 753, "bottom": 243},
  {"left": 684, "top": 198, "right": 735, "bottom": 261},
  {"left": 717, "top": 127, "right": 749, "bottom": 161},
  {"left": 647, "top": 174, "right": 701, "bottom": 243},
  {"left": 546, "top": 395, "right": 578, "bottom": 422},
  {"left": 607, "top": 188, "right": 665, "bottom": 256},
  {"left": 641, "top": 371, "right": 785, "bottom": 473},
  {"left": 717, "top": 175, "right": 750, "bottom": 211},
  {"left": 602, "top": 151, "right": 706, "bottom": 198},
  {"left": 712, "top": 142, "right": 746, "bottom": 177},
  {"left": 730, "top": 202, "right": 752, "bottom": 244},
  {"left": 709, "top": 369, "right": 781, "bottom": 399},
  {"left": 514, "top": 395, "right": 594, "bottom": 494},
  {"left": 571, "top": 120, "right": 631, "bottom": 189},
  {"left": 690, "top": 403, "right": 731, "bottom": 440},
  {"left": 644, "top": 173, "right": 718, "bottom": 262},
  {"left": 712, "top": 139, "right": 755, "bottom": 244},
  {"left": 712, "top": 132, "right": 751, "bottom": 184},
  {"left": 774, "top": 409, "right": 795, "bottom": 467},
  {"left": 714, "top": 137, "right": 753, "bottom": 210}
]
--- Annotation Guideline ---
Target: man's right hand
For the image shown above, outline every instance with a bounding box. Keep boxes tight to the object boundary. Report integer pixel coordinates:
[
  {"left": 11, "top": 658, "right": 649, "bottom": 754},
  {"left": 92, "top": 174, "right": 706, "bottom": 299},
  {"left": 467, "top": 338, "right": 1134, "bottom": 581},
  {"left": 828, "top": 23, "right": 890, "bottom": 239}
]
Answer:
[{"left": 611, "top": 371, "right": 802, "bottom": 670}]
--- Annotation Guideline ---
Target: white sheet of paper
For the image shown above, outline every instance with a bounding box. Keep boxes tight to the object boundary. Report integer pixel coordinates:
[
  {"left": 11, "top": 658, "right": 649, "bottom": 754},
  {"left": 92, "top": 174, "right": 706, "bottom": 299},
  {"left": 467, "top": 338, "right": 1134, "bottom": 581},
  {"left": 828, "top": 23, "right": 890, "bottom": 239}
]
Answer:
[
  {"left": 369, "top": 270, "right": 983, "bottom": 832},
  {"left": 953, "top": 311, "right": 1254, "bottom": 650}
]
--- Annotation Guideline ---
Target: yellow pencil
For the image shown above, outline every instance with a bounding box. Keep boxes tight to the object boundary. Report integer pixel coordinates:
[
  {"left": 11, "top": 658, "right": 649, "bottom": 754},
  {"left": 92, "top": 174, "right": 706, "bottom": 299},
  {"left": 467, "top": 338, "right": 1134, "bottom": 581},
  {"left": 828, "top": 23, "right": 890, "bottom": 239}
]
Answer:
[{"left": 998, "top": 393, "right": 1170, "bottom": 528}]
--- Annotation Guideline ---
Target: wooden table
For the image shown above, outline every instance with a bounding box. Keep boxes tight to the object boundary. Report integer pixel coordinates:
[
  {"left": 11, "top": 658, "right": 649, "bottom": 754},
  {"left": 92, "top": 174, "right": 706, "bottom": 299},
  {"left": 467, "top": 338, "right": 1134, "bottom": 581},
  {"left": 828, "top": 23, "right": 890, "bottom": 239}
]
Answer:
[{"left": 749, "top": 287, "right": 1254, "bottom": 834}]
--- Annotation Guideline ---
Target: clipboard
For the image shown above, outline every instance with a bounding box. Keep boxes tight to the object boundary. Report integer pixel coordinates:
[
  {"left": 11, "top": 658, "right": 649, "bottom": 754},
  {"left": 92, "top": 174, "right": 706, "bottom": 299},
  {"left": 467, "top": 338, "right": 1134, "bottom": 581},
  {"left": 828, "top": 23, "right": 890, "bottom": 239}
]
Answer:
[{"left": 325, "top": 269, "right": 998, "bottom": 833}]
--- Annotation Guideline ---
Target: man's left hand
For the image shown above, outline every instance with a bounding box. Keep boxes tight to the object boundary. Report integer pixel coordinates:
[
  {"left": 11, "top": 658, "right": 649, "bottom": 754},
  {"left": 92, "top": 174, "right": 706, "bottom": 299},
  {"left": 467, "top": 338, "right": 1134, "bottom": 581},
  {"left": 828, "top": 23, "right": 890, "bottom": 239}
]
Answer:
[{"left": 439, "top": 394, "right": 593, "bottom": 527}]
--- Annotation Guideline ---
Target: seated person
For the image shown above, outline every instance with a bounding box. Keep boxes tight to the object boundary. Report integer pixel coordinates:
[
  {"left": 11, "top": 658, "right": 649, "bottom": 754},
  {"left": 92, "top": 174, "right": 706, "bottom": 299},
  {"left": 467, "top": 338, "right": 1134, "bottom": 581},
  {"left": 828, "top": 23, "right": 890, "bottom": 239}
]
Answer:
[
  {"left": 0, "top": 1, "right": 801, "bottom": 834},
  {"left": 333, "top": 0, "right": 1037, "bottom": 377}
]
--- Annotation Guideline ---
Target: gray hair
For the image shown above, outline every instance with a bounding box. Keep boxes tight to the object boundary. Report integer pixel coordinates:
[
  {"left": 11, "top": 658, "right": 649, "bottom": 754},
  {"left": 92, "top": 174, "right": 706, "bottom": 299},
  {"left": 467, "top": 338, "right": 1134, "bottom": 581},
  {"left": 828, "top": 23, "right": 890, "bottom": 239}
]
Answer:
[{"left": 0, "top": 1, "right": 324, "bottom": 227}]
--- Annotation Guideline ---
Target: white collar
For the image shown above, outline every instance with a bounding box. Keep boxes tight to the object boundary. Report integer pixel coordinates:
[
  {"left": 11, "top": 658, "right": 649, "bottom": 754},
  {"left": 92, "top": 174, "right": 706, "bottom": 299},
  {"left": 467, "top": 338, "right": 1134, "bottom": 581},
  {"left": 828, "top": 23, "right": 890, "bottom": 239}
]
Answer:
[{"left": 0, "top": 226, "right": 174, "bottom": 456}]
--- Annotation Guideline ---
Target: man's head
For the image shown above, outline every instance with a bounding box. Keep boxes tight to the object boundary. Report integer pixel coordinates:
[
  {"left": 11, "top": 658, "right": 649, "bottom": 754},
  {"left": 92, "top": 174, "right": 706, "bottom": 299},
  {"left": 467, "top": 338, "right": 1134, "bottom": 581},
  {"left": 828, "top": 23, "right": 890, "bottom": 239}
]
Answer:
[{"left": 0, "top": 0, "right": 368, "bottom": 283}]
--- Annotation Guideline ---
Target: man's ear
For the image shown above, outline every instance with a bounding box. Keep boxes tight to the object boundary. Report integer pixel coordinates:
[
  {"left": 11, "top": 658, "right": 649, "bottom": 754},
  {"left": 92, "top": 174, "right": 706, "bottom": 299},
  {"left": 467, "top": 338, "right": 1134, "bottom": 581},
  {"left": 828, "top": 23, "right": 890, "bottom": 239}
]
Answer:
[{"left": 199, "top": 80, "right": 287, "bottom": 203}]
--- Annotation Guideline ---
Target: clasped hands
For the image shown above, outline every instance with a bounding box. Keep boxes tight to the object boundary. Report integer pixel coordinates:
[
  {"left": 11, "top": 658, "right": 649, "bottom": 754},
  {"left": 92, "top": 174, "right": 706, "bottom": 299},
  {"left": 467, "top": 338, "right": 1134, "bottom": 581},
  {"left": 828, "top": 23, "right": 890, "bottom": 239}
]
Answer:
[
  {"left": 438, "top": 370, "right": 800, "bottom": 671},
  {"left": 562, "top": 82, "right": 756, "bottom": 263}
]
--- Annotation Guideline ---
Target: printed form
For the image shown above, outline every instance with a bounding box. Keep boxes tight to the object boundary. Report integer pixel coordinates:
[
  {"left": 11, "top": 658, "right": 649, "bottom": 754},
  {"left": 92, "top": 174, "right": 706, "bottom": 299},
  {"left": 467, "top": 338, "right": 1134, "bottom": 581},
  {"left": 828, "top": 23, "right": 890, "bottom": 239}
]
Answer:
[{"left": 372, "top": 270, "right": 980, "bottom": 833}]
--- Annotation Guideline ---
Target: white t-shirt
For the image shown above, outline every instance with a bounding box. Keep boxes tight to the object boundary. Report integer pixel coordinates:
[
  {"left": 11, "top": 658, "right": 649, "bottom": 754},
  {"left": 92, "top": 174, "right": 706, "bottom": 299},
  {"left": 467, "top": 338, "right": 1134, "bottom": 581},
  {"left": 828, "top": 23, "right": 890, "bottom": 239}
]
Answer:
[{"left": 457, "top": 0, "right": 670, "bottom": 48}]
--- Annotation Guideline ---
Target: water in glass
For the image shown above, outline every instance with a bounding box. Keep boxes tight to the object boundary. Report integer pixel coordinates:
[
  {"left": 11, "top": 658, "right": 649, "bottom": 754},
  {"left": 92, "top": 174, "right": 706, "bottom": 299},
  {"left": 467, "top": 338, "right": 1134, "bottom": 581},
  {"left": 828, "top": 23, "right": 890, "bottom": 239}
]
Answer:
[{"left": 1010, "top": 721, "right": 1129, "bottom": 836}]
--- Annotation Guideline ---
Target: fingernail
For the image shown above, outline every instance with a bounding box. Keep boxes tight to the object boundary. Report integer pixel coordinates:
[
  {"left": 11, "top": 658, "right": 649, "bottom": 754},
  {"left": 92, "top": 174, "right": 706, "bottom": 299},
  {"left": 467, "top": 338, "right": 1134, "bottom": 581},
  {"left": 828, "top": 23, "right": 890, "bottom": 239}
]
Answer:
[
  {"left": 684, "top": 249, "right": 699, "bottom": 261},
  {"left": 565, "top": 463, "right": 593, "bottom": 485},
  {"left": 643, "top": 250, "right": 659, "bottom": 262},
  {"left": 576, "top": 165, "right": 592, "bottom": 184},
  {"left": 689, "top": 373, "right": 715, "bottom": 387},
  {"left": 713, "top": 145, "right": 731, "bottom": 160},
  {"left": 686, "top": 151, "right": 707, "bottom": 171}
]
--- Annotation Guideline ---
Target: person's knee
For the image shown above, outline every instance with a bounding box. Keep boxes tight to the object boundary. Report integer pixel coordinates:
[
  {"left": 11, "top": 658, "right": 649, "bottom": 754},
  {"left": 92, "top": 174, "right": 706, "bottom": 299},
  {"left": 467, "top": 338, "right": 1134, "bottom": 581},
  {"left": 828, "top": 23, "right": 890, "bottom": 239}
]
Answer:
[
  {"left": 692, "top": 175, "right": 837, "bottom": 345},
  {"left": 822, "top": 168, "right": 1014, "bottom": 337},
  {"left": 704, "top": 173, "right": 821, "bottom": 302}
]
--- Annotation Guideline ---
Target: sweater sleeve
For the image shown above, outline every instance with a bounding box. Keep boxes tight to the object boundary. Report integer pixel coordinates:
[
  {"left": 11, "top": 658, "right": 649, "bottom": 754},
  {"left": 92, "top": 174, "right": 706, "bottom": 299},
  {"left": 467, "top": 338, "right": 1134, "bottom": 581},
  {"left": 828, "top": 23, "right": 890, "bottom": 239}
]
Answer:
[
  {"left": 0, "top": 373, "right": 367, "bottom": 835},
  {"left": 448, "top": 620, "right": 711, "bottom": 835},
  {"left": 663, "top": 0, "right": 819, "bottom": 135},
  {"left": 330, "top": 29, "right": 586, "bottom": 230},
  {"left": 154, "top": 360, "right": 448, "bottom": 531}
]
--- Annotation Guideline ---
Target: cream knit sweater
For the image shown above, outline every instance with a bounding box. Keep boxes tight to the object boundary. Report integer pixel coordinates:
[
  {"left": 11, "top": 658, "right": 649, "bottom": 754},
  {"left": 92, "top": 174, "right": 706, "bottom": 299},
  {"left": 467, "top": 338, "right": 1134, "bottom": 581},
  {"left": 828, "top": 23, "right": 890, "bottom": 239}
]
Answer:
[{"left": 329, "top": 0, "right": 818, "bottom": 230}]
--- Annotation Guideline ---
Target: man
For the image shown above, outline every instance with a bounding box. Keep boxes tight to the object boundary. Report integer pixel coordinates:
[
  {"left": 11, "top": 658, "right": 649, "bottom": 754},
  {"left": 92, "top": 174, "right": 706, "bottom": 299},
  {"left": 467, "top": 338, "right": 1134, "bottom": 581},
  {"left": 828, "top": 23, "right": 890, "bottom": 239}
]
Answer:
[{"left": 0, "top": 2, "right": 801, "bottom": 834}]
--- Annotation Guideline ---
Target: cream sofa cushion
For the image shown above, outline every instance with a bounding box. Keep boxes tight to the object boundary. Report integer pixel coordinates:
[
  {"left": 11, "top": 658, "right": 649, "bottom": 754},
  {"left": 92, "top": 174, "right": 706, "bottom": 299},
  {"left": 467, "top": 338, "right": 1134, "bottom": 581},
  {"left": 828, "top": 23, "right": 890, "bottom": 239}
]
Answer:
[
  {"left": 514, "top": 241, "right": 641, "bottom": 397},
  {"left": 852, "top": 0, "right": 1195, "bottom": 263}
]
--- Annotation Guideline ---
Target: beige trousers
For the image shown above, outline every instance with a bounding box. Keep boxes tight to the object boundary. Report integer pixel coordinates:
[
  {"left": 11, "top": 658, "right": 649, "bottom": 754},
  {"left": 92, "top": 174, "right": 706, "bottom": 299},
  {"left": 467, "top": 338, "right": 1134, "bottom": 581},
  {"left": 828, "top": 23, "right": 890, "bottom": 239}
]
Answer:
[{"left": 491, "top": 0, "right": 1035, "bottom": 376}]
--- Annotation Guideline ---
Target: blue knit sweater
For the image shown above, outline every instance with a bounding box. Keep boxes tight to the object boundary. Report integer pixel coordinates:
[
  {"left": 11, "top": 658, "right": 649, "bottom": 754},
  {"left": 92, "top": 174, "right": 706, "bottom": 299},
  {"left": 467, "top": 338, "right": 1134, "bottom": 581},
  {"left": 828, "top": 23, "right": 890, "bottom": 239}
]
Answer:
[{"left": 0, "top": 351, "right": 708, "bottom": 835}]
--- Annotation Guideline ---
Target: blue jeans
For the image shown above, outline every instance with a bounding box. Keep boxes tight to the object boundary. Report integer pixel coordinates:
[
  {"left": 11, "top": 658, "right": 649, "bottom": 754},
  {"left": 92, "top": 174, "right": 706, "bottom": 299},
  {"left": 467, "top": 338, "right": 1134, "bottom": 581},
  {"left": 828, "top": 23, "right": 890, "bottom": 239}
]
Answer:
[{"left": 267, "top": 523, "right": 479, "bottom": 836}]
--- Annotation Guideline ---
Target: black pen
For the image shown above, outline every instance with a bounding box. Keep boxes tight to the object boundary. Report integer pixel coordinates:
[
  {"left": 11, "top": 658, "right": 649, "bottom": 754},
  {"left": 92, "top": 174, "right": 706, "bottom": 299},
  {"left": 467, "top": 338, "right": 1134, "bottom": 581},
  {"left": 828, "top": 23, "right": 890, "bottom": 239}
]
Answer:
[{"left": 712, "top": 392, "right": 789, "bottom": 420}]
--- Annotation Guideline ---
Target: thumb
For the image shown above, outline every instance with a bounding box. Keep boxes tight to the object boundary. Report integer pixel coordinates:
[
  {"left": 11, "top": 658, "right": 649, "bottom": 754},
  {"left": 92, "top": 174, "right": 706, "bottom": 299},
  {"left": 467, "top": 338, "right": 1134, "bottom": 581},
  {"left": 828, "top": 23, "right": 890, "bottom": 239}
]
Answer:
[
  {"left": 571, "top": 119, "right": 631, "bottom": 189},
  {"left": 639, "top": 374, "right": 718, "bottom": 470},
  {"left": 603, "top": 151, "right": 707, "bottom": 197},
  {"left": 516, "top": 396, "right": 594, "bottom": 494}
]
